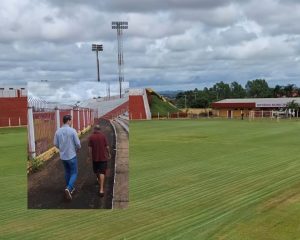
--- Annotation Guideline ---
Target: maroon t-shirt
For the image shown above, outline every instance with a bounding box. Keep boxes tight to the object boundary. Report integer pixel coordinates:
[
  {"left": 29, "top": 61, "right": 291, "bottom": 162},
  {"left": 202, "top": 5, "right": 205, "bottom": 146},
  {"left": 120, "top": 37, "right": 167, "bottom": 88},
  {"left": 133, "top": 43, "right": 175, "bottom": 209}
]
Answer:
[{"left": 88, "top": 131, "right": 109, "bottom": 162}]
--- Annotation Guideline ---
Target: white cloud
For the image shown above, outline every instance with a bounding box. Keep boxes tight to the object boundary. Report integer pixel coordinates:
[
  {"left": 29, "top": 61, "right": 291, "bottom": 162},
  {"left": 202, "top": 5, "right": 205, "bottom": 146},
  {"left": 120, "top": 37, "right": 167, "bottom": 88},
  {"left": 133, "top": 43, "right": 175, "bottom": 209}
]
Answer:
[
  {"left": 0, "top": 0, "right": 300, "bottom": 90},
  {"left": 28, "top": 81, "right": 128, "bottom": 104}
]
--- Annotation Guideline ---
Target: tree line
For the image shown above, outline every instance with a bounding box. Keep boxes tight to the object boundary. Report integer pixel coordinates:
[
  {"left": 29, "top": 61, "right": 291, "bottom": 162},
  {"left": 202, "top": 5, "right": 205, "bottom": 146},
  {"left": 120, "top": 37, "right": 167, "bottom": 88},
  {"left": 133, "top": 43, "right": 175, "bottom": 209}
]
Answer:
[{"left": 175, "top": 79, "right": 300, "bottom": 108}]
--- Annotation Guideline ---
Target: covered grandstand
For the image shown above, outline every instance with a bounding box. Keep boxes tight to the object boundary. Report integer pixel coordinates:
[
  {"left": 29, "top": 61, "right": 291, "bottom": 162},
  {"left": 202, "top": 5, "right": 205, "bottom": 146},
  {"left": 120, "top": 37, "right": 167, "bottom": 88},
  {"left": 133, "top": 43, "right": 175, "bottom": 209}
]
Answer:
[{"left": 212, "top": 98, "right": 300, "bottom": 118}]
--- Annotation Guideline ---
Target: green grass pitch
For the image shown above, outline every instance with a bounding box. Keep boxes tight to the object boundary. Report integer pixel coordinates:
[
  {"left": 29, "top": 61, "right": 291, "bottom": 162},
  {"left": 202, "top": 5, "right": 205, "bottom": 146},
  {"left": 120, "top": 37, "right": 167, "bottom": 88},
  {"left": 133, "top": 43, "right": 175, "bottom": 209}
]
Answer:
[{"left": 1, "top": 120, "right": 300, "bottom": 239}]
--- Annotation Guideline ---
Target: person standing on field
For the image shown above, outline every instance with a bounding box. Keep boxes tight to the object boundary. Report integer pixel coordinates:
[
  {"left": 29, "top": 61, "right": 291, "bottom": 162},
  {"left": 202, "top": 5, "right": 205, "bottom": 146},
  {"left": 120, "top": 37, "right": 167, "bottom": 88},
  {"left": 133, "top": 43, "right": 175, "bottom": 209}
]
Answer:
[
  {"left": 87, "top": 125, "right": 111, "bottom": 197},
  {"left": 54, "top": 115, "right": 81, "bottom": 200}
]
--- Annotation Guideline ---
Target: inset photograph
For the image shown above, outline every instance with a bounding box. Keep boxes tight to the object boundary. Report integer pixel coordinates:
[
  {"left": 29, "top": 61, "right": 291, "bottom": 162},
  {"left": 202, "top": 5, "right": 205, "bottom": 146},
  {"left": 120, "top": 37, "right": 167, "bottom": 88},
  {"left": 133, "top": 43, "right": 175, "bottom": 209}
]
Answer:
[{"left": 27, "top": 81, "right": 129, "bottom": 209}]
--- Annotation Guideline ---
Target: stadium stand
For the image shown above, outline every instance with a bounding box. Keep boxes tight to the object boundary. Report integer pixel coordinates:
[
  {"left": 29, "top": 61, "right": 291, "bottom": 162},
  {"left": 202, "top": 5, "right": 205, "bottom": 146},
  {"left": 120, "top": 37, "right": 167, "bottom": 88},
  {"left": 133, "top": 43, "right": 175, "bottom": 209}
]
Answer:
[
  {"left": 102, "top": 101, "right": 129, "bottom": 120},
  {"left": 129, "top": 89, "right": 151, "bottom": 120},
  {"left": 80, "top": 94, "right": 128, "bottom": 118}
]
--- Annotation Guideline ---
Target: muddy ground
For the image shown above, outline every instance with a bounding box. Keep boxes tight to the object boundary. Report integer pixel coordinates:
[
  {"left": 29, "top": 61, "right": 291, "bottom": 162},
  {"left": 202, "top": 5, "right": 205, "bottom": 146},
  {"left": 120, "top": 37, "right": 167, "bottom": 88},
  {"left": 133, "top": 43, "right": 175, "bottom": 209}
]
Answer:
[{"left": 28, "top": 119, "right": 116, "bottom": 209}]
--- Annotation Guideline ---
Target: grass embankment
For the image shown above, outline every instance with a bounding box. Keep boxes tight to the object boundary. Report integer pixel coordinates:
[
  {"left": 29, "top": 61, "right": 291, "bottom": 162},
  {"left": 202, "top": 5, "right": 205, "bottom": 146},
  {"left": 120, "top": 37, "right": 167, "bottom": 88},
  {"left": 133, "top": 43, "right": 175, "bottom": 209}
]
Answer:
[{"left": 149, "top": 94, "right": 179, "bottom": 117}]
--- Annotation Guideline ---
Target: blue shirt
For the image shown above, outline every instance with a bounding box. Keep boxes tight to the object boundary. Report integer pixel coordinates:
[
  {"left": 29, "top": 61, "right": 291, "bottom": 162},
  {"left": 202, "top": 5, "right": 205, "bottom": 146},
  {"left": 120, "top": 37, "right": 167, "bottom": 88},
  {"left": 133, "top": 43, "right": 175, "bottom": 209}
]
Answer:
[{"left": 54, "top": 124, "right": 81, "bottom": 160}]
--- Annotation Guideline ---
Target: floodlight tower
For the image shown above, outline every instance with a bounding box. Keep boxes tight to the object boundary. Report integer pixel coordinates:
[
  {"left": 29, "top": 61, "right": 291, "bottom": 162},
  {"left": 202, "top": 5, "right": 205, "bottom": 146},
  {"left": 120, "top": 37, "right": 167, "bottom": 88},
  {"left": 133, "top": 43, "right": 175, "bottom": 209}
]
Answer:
[
  {"left": 112, "top": 21, "right": 128, "bottom": 98},
  {"left": 92, "top": 44, "right": 103, "bottom": 82}
]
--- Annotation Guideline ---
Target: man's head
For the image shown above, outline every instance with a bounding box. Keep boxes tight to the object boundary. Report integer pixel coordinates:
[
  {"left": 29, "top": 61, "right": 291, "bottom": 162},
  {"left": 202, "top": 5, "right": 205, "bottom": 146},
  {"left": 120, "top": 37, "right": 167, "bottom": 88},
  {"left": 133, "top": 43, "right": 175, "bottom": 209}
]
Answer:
[
  {"left": 94, "top": 125, "right": 101, "bottom": 132},
  {"left": 63, "top": 115, "right": 72, "bottom": 126}
]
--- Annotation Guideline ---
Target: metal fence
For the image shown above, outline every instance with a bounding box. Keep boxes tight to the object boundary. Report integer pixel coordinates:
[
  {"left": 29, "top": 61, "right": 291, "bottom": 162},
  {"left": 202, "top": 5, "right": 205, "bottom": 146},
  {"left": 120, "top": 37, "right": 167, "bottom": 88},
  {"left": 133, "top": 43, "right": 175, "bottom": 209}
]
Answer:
[{"left": 28, "top": 106, "right": 95, "bottom": 159}]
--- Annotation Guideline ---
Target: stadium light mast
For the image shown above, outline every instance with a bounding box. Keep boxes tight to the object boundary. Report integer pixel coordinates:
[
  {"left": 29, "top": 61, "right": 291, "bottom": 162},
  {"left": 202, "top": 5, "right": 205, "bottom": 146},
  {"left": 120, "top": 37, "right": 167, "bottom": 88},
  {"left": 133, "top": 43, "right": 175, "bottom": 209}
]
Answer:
[
  {"left": 92, "top": 44, "right": 103, "bottom": 82},
  {"left": 112, "top": 21, "right": 128, "bottom": 98}
]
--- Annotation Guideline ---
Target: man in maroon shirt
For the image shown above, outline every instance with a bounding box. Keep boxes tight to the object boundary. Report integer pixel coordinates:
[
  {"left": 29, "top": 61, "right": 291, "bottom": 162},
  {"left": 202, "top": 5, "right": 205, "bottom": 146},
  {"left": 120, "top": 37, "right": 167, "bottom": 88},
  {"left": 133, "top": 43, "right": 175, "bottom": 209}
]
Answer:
[{"left": 87, "top": 125, "right": 111, "bottom": 197}]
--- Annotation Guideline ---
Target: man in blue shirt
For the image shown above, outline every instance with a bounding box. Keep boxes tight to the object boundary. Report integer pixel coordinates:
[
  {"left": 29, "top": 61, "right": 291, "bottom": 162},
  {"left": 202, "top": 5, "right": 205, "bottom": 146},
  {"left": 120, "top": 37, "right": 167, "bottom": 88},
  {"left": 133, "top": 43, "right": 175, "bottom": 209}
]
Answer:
[{"left": 54, "top": 115, "right": 81, "bottom": 200}]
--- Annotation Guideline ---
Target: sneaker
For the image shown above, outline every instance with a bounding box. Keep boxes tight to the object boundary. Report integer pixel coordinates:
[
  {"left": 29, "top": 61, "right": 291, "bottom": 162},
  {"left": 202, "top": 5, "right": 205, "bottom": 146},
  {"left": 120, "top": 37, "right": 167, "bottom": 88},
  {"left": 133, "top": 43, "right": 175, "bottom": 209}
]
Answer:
[
  {"left": 71, "top": 187, "right": 75, "bottom": 195},
  {"left": 99, "top": 192, "right": 104, "bottom": 198},
  {"left": 64, "top": 188, "right": 72, "bottom": 200}
]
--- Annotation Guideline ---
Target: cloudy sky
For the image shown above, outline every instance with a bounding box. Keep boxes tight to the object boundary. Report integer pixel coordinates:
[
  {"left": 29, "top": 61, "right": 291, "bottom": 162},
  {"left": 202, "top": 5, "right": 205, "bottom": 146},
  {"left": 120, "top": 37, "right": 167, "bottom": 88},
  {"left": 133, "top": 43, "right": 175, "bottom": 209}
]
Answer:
[
  {"left": 0, "top": 0, "right": 300, "bottom": 91},
  {"left": 28, "top": 81, "right": 129, "bottom": 104}
]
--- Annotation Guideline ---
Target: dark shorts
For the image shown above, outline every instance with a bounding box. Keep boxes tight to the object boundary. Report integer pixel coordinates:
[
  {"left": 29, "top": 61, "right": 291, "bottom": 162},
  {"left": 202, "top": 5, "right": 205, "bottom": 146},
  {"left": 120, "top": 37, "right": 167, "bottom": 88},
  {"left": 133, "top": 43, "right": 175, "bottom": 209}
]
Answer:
[{"left": 93, "top": 161, "right": 107, "bottom": 174}]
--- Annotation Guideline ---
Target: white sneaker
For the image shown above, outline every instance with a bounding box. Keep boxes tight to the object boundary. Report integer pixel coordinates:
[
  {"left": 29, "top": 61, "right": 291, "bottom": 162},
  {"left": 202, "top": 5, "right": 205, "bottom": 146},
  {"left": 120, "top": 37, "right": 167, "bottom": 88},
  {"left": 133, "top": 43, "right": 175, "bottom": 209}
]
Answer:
[{"left": 64, "top": 188, "right": 72, "bottom": 200}]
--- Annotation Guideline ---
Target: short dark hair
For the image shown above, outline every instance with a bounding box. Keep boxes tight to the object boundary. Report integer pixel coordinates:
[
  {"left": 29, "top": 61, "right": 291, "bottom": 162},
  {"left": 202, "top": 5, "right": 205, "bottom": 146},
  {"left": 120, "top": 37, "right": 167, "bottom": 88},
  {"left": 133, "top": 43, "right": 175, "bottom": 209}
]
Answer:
[
  {"left": 94, "top": 125, "right": 101, "bottom": 131},
  {"left": 63, "top": 115, "right": 72, "bottom": 124}
]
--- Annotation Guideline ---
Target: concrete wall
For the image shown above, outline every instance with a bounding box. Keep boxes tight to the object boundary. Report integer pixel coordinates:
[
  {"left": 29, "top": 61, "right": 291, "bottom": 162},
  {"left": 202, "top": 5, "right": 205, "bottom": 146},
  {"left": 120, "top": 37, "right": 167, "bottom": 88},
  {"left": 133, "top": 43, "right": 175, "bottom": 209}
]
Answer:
[{"left": 0, "top": 97, "right": 27, "bottom": 127}]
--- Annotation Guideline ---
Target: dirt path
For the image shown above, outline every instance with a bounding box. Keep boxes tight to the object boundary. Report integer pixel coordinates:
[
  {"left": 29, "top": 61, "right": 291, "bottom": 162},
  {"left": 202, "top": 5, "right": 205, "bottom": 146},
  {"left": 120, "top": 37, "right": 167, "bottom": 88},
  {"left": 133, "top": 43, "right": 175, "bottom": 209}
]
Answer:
[{"left": 28, "top": 119, "right": 116, "bottom": 209}]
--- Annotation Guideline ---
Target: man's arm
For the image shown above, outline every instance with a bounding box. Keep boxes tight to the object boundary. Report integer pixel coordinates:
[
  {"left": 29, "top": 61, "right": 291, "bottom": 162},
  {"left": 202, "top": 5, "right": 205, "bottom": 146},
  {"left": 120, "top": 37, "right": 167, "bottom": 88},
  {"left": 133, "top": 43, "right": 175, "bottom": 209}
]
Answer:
[
  {"left": 104, "top": 137, "right": 111, "bottom": 159},
  {"left": 73, "top": 130, "right": 81, "bottom": 150},
  {"left": 54, "top": 132, "right": 59, "bottom": 148},
  {"left": 106, "top": 146, "right": 111, "bottom": 160}
]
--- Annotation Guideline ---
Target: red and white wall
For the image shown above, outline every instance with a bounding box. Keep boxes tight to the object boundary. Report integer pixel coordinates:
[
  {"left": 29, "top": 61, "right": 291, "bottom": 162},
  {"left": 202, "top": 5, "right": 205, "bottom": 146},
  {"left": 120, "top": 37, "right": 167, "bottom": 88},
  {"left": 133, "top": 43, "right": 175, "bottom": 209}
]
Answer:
[
  {"left": 0, "top": 87, "right": 27, "bottom": 127},
  {"left": 129, "top": 89, "right": 151, "bottom": 120}
]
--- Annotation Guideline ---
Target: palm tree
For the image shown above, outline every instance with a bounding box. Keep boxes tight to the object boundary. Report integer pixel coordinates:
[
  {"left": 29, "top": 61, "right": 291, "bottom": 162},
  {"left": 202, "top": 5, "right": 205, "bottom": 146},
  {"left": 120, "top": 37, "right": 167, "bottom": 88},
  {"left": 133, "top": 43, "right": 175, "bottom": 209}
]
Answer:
[{"left": 284, "top": 84, "right": 295, "bottom": 97}]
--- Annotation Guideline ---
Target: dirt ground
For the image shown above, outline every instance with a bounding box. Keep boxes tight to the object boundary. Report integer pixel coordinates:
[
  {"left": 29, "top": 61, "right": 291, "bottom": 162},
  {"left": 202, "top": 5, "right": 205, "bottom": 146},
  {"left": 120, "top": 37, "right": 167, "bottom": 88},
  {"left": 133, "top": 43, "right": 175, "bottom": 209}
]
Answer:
[{"left": 28, "top": 119, "right": 116, "bottom": 209}]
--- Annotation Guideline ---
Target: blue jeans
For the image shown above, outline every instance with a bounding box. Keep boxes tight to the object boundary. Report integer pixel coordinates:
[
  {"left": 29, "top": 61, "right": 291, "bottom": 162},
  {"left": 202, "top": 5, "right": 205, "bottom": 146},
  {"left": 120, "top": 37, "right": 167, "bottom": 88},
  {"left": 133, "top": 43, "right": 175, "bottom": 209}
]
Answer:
[{"left": 61, "top": 156, "right": 78, "bottom": 191}]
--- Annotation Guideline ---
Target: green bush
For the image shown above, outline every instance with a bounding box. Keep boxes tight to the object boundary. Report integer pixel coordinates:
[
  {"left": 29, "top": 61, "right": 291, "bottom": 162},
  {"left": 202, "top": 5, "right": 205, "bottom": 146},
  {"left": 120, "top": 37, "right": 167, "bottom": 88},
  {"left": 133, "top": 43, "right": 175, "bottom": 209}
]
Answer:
[{"left": 30, "top": 157, "right": 44, "bottom": 172}]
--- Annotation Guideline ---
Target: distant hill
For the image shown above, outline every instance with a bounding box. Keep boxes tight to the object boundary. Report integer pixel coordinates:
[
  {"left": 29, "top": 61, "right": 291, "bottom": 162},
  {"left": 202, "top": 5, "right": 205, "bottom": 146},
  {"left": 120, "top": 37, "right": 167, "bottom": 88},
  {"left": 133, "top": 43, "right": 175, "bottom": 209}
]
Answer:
[{"left": 157, "top": 90, "right": 182, "bottom": 99}]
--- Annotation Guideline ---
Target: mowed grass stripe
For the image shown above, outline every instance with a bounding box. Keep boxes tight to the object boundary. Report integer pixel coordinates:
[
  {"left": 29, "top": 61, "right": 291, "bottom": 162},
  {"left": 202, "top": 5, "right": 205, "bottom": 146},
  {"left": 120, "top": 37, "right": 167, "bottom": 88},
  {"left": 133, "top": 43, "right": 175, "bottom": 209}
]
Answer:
[
  {"left": 1, "top": 121, "right": 300, "bottom": 239},
  {"left": 129, "top": 120, "right": 300, "bottom": 239},
  {"left": 125, "top": 167, "right": 300, "bottom": 239}
]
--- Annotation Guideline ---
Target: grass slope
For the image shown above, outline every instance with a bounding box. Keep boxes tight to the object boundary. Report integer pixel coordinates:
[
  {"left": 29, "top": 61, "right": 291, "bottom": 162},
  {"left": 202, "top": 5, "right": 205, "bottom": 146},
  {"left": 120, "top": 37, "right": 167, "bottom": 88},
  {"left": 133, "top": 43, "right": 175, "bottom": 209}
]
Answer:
[
  {"left": 150, "top": 94, "right": 179, "bottom": 117},
  {"left": 1, "top": 120, "right": 300, "bottom": 239}
]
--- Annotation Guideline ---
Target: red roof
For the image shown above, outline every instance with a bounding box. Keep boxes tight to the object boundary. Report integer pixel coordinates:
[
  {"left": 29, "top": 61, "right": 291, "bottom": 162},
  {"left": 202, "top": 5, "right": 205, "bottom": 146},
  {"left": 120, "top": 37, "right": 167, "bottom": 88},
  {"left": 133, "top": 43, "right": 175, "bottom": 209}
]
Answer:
[{"left": 211, "top": 102, "right": 256, "bottom": 108}]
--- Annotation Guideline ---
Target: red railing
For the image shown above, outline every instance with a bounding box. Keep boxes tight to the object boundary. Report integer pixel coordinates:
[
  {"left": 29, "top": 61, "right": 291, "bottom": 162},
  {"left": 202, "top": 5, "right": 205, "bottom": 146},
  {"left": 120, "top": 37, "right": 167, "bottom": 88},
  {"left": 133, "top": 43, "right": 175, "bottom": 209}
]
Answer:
[{"left": 102, "top": 101, "right": 129, "bottom": 120}]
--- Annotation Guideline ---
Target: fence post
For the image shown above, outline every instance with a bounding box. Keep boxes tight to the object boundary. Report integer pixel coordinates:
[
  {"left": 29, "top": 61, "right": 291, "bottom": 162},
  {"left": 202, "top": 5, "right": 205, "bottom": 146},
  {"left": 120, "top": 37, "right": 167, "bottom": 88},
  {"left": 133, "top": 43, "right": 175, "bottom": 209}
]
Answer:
[
  {"left": 70, "top": 109, "right": 74, "bottom": 127},
  {"left": 271, "top": 110, "right": 273, "bottom": 119},
  {"left": 78, "top": 109, "right": 80, "bottom": 131},
  {"left": 28, "top": 106, "right": 36, "bottom": 159},
  {"left": 89, "top": 110, "right": 91, "bottom": 125},
  {"left": 83, "top": 109, "right": 86, "bottom": 129},
  {"left": 55, "top": 107, "right": 60, "bottom": 130},
  {"left": 90, "top": 110, "right": 92, "bottom": 124},
  {"left": 86, "top": 109, "right": 89, "bottom": 126}
]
